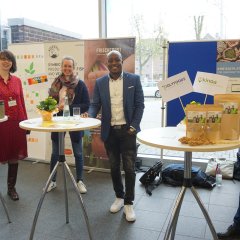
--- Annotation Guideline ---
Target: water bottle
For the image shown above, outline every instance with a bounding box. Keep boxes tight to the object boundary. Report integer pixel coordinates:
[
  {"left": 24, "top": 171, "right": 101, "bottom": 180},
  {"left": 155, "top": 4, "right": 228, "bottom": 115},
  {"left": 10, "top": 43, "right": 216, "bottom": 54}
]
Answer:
[
  {"left": 215, "top": 163, "right": 222, "bottom": 187},
  {"left": 63, "top": 96, "right": 70, "bottom": 119}
]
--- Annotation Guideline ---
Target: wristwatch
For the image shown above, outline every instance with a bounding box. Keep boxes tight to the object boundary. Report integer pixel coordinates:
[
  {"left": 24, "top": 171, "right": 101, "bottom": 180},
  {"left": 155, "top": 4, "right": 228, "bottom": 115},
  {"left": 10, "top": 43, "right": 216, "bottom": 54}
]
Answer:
[{"left": 129, "top": 126, "right": 136, "bottom": 134}]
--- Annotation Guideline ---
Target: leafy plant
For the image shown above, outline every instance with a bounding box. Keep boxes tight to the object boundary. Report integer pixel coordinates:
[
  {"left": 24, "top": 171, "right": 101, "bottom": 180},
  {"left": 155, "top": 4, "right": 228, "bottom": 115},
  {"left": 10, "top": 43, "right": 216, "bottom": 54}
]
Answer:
[
  {"left": 36, "top": 97, "right": 58, "bottom": 112},
  {"left": 25, "top": 62, "right": 36, "bottom": 74}
]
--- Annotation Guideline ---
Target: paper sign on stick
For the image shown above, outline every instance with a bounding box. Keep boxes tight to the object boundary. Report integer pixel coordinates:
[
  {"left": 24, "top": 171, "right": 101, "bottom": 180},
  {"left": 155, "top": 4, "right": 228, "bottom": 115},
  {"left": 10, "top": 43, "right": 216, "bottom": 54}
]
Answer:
[
  {"left": 193, "top": 72, "right": 229, "bottom": 96},
  {"left": 158, "top": 71, "right": 193, "bottom": 102}
]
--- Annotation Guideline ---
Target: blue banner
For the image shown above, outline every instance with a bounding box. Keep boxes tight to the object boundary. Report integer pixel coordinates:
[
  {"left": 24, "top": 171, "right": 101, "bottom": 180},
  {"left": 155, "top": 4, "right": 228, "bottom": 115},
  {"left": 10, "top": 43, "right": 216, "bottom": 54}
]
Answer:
[{"left": 167, "top": 41, "right": 217, "bottom": 126}]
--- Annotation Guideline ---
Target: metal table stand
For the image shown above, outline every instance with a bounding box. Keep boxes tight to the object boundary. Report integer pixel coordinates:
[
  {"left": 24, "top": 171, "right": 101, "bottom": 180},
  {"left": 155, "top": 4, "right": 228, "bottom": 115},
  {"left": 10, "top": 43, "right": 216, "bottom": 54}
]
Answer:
[
  {"left": 29, "top": 132, "right": 93, "bottom": 240},
  {"left": 164, "top": 152, "right": 218, "bottom": 240},
  {"left": 0, "top": 191, "right": 11, "bottom": 223}
]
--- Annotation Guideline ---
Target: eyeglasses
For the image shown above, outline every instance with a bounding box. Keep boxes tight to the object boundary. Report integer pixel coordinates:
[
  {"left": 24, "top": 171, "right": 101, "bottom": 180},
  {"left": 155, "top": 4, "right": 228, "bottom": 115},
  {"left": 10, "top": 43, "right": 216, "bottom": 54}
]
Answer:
[{"left": 0, "top": 57, "right": 12, "bottom": 62}]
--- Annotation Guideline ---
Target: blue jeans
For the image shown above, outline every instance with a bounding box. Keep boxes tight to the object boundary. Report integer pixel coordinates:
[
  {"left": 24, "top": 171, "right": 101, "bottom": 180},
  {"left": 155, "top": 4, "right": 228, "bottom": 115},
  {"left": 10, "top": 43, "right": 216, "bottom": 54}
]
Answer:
[
  {"left": 50, "top": 134, "right": 83, "bottom": 182},
  {"left": 234, "top": 193, "right": 240, "bottom": 227},
  {"left": 104, "top": 126, "right": 136, "bottom": 205}
]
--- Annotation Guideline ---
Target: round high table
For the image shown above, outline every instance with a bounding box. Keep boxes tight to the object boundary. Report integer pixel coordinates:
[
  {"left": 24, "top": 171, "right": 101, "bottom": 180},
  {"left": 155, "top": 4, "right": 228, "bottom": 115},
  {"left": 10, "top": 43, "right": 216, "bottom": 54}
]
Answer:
[
  {"left": 0, "top": 116, "right": 11, "bottom": 223},
  {"left": 20, "top": 116, "right": 101, "bottom": 240},
  {"left": 137, "top": 127, "right": 240, "bottom": 240}
]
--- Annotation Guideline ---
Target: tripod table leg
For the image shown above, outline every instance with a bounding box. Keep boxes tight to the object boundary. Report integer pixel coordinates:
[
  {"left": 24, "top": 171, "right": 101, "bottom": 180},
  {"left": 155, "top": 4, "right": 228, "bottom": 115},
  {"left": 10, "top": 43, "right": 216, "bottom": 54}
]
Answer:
[
  {"left": 0, "top": 191, "right": 11, "bottom": 223},
  {"left": 164, "top": 186, "right": 186, "bottom": 240},
  {"left": 29, "top": 161, "right": 60, "bottom": 240},
  {"left": 191, "top": 186, "right": 218, "bottom": 240},
  {"left": 170, "top": 186, "right": 186, "bottom": 240},
  {"left": 62, "top": 162, "right": 69, "bottom": 223},
  {"left": 64, "top": 162, "right": 93, "bottom": 240}
]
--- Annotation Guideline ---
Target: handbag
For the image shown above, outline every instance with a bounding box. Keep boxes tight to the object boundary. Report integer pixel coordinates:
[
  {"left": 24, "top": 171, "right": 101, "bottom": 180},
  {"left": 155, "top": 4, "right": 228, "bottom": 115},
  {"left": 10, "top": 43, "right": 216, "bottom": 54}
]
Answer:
[{"left": 205, "top": 158, "right": 234, "bottom": 179}]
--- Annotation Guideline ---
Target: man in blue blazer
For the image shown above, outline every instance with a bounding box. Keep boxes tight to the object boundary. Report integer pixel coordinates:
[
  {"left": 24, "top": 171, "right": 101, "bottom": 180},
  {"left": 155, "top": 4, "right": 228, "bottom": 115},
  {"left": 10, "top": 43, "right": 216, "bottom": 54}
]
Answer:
[{"left": 89, "top": 50, "right": 144, "bottom": 222}]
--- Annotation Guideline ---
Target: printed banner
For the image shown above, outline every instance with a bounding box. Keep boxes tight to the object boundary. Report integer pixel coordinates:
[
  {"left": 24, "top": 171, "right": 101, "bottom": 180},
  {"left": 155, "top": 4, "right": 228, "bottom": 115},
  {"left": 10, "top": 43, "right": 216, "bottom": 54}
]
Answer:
[
  {"left": 8, "top": 43, "right": 49, "bottom": 160},
  {"left": 158, "top": 71, "right": 193, "bottom": 102},
  {"left": 83, "top": 38, "right": 135, "bottom": 169},
  {"left": 193, "top": 71, "right": 229, "bottom": 96},
  {"left": 84, "top": 38, "right": 135, "bottom": 100},
  {"left": 217, "top": 40, "right": 240, "bottom": 93},
  {"left": 9, "top": 38, "right": 135, "bottom": 170},
  {"left": 43, "top": 41, "right": 85, "bottom": 165},
  {"left": 167, "top": 40, "right": 240, "bottom": 126}
]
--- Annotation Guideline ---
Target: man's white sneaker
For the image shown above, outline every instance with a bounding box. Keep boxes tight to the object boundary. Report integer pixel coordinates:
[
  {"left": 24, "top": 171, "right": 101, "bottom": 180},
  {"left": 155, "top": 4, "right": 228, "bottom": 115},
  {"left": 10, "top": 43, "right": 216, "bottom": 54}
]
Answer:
[
  {"left": 110, "top": 198, "right": 124, "bottom": 213},
  {"left": 124, "top": 205, "right": 136, "bottom": 222},
  {"left": 77, "top": 181, "right": 87, "bottom": 194},
  {"left": 46, "top": 181, "right": 57, "bottom": 193}
]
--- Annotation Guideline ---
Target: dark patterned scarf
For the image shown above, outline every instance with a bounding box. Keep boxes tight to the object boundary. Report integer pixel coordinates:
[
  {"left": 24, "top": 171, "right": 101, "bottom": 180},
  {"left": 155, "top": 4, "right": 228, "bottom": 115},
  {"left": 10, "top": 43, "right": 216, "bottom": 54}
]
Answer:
[{"left": 49, "top": 74, "right": 79, "bottom": 104}]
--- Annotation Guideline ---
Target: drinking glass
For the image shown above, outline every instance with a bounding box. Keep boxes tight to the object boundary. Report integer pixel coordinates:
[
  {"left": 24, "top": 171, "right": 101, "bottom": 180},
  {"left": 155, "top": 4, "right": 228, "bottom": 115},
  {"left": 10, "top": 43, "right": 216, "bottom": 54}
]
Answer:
[{"left": 73, "top": 107, "right": 81, "bottom": 120}]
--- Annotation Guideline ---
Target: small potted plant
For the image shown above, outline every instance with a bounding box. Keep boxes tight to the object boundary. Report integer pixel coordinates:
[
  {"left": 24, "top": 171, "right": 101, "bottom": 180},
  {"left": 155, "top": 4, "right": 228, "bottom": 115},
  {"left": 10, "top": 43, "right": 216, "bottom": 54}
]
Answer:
[{"left": 36, "top": 96, "right": 58, "bottom": 121}]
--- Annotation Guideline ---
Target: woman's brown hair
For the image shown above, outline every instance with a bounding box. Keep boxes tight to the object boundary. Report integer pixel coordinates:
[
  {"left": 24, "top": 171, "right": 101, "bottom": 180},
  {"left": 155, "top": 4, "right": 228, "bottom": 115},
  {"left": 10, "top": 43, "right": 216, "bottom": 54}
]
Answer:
[{"left": 0, "top": 50, "right": 17, "bottom": 73}]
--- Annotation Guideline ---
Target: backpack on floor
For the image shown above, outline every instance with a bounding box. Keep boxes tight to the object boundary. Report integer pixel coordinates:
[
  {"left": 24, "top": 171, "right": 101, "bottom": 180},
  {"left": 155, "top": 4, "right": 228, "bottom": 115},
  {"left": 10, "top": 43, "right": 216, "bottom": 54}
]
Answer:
[
  {"left": 162, "top": 163, "right": 216, "bottom": 189},
  {"left": 139, "top": 161, "right": 163, "bottom": 196}
]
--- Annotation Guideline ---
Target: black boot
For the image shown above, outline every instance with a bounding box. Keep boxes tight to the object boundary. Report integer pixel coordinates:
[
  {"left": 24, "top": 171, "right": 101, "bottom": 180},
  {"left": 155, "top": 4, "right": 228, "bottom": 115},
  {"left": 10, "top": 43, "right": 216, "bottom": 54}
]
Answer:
[
  {"left": 217, "top": 224, "right": 240, "bottom": 239},
  {"left": 7, "top": 163, "right": 19, "bottom": 201}
]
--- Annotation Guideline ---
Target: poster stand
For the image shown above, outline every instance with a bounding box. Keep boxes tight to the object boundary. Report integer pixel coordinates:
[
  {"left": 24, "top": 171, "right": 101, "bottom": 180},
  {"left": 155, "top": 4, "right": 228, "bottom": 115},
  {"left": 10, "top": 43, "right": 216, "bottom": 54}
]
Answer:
[{"left": 159, "top": 39, "right": 168, "bottom": 160}]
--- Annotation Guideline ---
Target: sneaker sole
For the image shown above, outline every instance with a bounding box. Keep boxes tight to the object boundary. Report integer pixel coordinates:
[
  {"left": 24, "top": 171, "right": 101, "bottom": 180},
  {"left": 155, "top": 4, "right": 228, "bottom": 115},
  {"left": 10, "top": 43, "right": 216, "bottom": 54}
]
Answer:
[
  {"left": 77, "top": 186, "right": 87, "bottom": 194},
  {"left": 46, "top": 185, "right": 57, "bottom": 193},
  {"left": 124, "top": 209, "right": 136, "bottom": 222},
  {"left": 79, "top": 190, "right": 87, "bottom": 194},
  {"left": 125, "top": 216, "right": 136, "bottom": 222}
]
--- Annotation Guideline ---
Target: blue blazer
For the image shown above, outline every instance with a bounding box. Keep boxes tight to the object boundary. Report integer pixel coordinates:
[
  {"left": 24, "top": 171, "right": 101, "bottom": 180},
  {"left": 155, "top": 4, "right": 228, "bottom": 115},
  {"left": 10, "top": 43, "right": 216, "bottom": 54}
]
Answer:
[{"left": 89, "top": 72, "right": 145, "bottom": 142}]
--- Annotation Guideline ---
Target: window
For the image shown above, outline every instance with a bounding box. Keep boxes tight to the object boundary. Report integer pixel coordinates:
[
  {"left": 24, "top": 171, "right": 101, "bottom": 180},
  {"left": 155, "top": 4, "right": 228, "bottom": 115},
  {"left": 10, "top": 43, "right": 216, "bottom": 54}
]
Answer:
[{"left": 106, "top": 0, "right": 239, "bottom": 155}]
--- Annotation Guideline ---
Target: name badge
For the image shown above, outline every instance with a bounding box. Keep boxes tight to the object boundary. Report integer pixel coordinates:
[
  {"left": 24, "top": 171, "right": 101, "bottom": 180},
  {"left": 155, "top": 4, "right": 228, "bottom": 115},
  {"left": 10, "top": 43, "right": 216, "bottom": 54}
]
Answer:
[{"left": 8, "top": 99, "right": 17, "bottom": 107}]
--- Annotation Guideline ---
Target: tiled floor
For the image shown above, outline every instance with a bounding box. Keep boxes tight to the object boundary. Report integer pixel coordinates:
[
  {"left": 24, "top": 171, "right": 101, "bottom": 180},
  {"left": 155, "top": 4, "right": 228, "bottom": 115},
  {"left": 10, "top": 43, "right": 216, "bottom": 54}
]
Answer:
[{"left": 0, "top": 160, "right": 239, "bottom": 240}]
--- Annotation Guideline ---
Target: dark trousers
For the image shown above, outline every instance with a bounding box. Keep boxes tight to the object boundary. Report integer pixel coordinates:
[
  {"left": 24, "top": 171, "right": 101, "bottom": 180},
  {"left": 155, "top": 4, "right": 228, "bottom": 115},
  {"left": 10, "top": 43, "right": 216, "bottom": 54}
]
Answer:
[
  {"left": 50, "top": 135, "right": 83, "bottom": 182},
  {"left": 235, "top": 152, "right": 240, "bottom": 227},
  {"left": 234, "top": 193, "right": 240, "bottom": 227},
  {"left": 104, "top": 126, "right": 136, "bottom": 205}
]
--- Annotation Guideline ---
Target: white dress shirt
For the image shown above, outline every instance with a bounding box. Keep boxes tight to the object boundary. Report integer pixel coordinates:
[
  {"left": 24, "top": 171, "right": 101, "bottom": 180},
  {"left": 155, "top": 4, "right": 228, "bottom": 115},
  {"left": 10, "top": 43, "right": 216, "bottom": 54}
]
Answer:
[{"left": 109, "top": 74, "right": 126, "bottom": 126}]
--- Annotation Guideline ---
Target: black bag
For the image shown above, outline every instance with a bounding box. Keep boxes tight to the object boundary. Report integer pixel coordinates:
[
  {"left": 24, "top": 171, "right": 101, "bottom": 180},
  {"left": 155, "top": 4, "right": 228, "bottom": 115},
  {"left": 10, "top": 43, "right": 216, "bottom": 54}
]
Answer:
[
  {"left": 162, "top": 163, "right": 216, "bottom": 189},
  {"left": 139, "top": 161, "right": 163, "bottom": 196}
]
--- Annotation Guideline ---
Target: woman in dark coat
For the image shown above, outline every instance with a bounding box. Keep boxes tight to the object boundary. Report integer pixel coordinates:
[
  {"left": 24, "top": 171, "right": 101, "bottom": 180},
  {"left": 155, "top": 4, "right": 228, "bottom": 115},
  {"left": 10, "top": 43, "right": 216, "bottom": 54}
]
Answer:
[{"left": 48, "top": 56, "right": 90, "bottom": 193}]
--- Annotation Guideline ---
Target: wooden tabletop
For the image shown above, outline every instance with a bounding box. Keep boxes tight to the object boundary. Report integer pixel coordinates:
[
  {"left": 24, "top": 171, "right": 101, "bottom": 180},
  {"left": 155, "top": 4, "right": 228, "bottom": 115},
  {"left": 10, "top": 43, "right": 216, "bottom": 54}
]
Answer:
[{"left": 137, "top": 127, "right": 240, "bottom": 152}]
